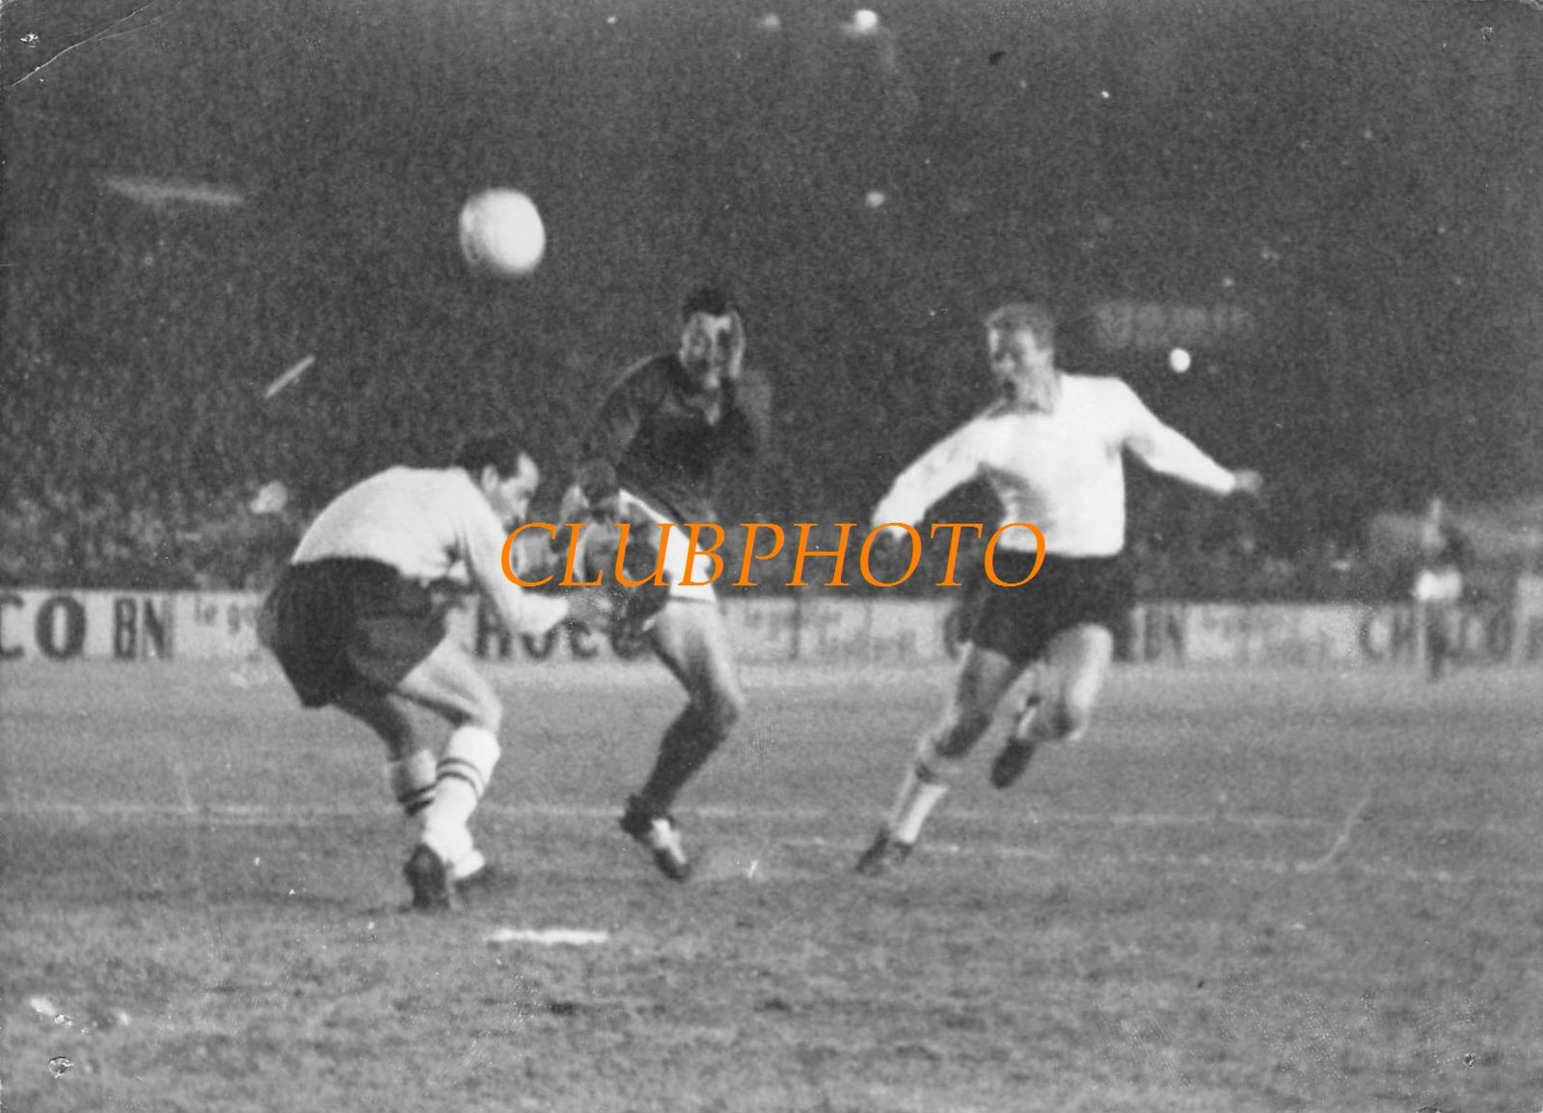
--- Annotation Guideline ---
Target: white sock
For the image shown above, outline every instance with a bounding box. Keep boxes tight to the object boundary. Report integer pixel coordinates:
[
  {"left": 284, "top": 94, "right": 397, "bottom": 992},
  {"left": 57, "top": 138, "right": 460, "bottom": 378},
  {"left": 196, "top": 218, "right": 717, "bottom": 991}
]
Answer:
[
  {"left": 1010, "top": 694, "right": 1043, "bottom": 745},
  {"left": 886, "top": 737, "right": 957, "bottom": 845},
  {"left": 422, "top": 726, "right": 500, "bottom": 865},
  {"left": 449, "top": 847, "right": 486, "bottom": 882},
  {"left": 384, "top": 750, "right": 437, "bottom": 819}
]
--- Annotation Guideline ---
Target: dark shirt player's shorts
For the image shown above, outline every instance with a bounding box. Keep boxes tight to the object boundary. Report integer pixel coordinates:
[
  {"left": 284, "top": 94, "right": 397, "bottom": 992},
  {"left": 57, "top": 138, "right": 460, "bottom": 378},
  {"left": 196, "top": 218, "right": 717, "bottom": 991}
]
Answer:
[
  {"left": 967, "top": 552, "right": 1134, "bottom": 666},
  {"left": 259, "top": 558, "right": 449, "bottom": 708}
]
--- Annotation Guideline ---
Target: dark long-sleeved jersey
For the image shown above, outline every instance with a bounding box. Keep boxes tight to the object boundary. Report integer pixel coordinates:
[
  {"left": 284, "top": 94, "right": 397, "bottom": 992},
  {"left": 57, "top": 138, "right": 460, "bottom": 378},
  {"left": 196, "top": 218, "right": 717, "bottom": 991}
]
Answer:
[{"left": 576, "top": 353, "right": 770, "bottom": 522}]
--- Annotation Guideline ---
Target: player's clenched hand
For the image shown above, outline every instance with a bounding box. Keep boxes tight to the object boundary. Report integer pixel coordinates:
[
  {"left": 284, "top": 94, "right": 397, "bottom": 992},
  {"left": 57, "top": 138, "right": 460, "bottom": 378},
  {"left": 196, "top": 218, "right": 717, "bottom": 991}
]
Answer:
[
  {"left": 558, "top": 482, "right": 591, "bottom": 523},
  {"left": 865, "top": 524, "right": 914, "bottom": 583},
  {"left": 1231, "top": 469, "right": 1264, "bottom": 499},
  {"left": 564, "top": 588, "right": 615, "bottom": 633},
  {"left": 723, "top": 310, "right": 746, "bottom": 384}
]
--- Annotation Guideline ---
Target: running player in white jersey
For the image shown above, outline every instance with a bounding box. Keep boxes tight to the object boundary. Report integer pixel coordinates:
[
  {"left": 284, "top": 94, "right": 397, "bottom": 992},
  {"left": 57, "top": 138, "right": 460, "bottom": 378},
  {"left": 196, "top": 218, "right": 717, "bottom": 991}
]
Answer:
[
  {"left": 259, "top": 432, "right": 610, "bottom": 910},
  {"left": 856, "top": 302, "right": 1262, "bottom": 875}
]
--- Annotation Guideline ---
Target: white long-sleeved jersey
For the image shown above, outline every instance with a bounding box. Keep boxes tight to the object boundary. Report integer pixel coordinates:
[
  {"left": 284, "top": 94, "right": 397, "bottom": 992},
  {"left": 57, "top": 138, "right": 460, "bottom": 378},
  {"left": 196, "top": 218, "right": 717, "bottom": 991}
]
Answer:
[
  {"left": 292, "top": 466, "right": 568, "bottom": 637},
  {"left": 872, "top": 374, "right": 1237, "bottom": 557}
]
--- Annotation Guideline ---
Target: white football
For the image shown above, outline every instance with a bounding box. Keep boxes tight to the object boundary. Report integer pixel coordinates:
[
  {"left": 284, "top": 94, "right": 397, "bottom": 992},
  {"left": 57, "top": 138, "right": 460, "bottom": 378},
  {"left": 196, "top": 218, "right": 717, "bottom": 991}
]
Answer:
[{"left": 459, "top": 188, "right": 546, "bottom": 276}]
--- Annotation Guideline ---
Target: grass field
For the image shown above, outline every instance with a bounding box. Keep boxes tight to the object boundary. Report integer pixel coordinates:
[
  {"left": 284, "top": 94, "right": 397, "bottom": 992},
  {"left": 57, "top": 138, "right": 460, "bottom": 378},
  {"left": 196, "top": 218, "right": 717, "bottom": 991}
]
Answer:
[{"left": 3, "top": 657, "right": 1541, "bottom": 1113}]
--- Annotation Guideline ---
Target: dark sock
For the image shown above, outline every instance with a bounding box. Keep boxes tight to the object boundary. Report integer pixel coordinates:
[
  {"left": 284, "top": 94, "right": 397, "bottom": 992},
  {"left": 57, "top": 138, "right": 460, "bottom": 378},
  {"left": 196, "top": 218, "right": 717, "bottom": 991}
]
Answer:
[{"left": 634, "top": 704, "right": 724, "bottom": 815}]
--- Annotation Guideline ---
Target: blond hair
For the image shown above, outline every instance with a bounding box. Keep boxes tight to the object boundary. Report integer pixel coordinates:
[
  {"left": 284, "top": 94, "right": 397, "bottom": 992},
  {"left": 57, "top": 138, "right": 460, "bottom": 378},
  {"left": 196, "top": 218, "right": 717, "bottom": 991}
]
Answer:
[{"left": 984, "top": 303, "right": 1055, "bottom": 348}]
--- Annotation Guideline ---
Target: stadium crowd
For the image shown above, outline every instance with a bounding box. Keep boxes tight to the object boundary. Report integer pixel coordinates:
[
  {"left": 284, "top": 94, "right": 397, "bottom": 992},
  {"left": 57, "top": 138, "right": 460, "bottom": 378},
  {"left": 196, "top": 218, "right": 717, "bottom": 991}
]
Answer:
[
  {"left": 0, "top": 362, "right": 1386, "bottom": 602},
  {"left": 4, "top": 1, "right": 1536, "bottom": 612}
]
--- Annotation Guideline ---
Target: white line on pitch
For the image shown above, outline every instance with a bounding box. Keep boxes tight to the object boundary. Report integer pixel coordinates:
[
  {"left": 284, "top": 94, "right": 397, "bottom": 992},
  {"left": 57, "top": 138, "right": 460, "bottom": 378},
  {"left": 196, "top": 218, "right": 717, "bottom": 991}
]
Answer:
[
  {"left": 779, "top": 835, "right": 1543, "bottom": 887},
  {"left": 2, "top": 800, "right": 1533, "bottom": 888},
  {"left": 0, "top": 799, "right": 1523, "bottom": 839}
]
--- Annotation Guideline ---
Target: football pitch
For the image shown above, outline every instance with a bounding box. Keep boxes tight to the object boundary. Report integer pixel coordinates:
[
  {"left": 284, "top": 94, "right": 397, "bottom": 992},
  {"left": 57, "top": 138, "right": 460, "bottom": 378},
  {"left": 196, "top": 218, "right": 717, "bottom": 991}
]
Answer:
[{"left": 3, "top": 657, "right": 1541, "bottom": 1113}]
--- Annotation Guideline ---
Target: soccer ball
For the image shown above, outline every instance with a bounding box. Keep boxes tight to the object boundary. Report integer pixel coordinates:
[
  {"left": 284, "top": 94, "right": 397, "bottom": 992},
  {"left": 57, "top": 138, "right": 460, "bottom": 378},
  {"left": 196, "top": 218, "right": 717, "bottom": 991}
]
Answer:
[{"left": 458, "top": 188, "right": 546, "bottom": 277}]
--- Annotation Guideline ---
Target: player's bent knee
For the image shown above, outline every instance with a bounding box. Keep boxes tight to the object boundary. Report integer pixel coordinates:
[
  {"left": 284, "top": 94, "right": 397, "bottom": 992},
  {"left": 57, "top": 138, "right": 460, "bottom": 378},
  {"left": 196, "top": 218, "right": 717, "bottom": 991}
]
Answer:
[
  {"left": 1049, "top": 701, "right": 1092, "bottom": 744},
  {"left": 936, "top": 709, "right": 992, "bottom": 758},
  {"left": 459, "top": 697, "right": 504, "bottom": 735},
  {"left": 933, "top": 731, "right": 973, "bottom": 761},
  {"left": 700, "top": 687, "right": 744, "bottom": 739},
  {"left": 720, "top": 692, "right": 745, "bottom": 733}
]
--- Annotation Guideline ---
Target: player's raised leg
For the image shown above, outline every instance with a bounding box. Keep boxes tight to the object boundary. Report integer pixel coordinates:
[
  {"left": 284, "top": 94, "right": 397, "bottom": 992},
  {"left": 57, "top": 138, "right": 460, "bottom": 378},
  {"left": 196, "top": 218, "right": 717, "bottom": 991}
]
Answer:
[
  {"left": 260, "top": 433, "right": 587, "bottom": 912},
  {"left": 333, "top": 687, "right": 437, "bottom": 821},
  {"left": 384, "top": 638, "right": 508, "bottom": 909},
  {"left": 991, "top": 624, "right": 1113, "bottom": 788},
  {"left": 857, "top": 644, "right": 1025, "bottom": 875},
  {"left": 620, "top": 600, "right": 744, "bottom": 880},
  {"left": 566, "top": 286, "right": 768, "bottom": 880}
]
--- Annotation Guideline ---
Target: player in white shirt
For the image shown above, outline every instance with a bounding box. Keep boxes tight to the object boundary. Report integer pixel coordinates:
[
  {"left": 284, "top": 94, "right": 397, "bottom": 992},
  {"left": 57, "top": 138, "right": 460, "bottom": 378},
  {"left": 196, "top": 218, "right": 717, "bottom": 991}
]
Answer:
[
  {"left": 260, "top": 432, "right": 609, "bottom": 910},
  {"left": 1411, "top": 497, "right": 1469, "bottom": 681},
  {"left": 856, "top": 303, "right": 1262, "bottom": 875}
]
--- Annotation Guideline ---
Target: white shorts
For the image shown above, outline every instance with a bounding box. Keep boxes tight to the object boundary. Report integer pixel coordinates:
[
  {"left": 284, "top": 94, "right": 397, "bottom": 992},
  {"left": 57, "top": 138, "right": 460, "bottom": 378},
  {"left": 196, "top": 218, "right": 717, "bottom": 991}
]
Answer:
[{"left": 612, "top": 490, "right": 717, "bottom": 603}]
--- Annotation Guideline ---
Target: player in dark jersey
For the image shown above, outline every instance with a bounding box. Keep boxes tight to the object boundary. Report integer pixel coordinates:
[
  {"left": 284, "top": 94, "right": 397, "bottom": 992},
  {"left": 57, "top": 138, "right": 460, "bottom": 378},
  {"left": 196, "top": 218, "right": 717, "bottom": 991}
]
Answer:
[{"left": 565, "top": 285, "right": 771, "bottom": 879}]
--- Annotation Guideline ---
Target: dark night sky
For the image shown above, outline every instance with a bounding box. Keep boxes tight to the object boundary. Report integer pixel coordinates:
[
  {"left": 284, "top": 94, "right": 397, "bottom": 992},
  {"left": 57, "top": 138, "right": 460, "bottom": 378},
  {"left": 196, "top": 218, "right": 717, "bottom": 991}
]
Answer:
[{"left": 3, "top": 0, "right": 1541, "bottom": 515}]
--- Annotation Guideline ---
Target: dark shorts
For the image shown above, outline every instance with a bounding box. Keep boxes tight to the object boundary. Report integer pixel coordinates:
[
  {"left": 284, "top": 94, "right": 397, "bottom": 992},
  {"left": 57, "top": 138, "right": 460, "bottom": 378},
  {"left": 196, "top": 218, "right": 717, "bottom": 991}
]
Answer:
[
  {"left": 966, "top": 552, "right": 1134, "bottom": 666},
  {"left": 259, "top": 559, "right": 448, "bottom": 708}
]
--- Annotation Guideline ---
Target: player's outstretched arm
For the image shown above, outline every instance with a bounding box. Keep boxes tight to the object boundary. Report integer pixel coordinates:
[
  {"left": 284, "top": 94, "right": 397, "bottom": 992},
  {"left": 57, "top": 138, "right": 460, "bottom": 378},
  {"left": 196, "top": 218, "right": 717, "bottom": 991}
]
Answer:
[
  {"left": 483, "top": 552, "right": 571, "bottom": 638},
  {"left": 447, "top": 489, "right": 572, "bottom": 638},
  {"left": 872, "top": 421, "right": 987, "bottom": 528},
  {"left": 1120, "top": 382, "right": 1241, "bottom": 498}
]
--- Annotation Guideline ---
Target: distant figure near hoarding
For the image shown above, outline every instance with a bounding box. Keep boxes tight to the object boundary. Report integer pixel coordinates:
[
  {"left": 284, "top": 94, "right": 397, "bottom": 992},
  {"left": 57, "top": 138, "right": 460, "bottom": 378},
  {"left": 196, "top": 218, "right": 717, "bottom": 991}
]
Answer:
[
  {"left": 1412, "top": 496, "right": 1469, "bottom": 681},
  {"left": 856, "top": 302, "right": 1262, "bottom": 876},
  {"left": 259, "top": 432, "right": 609, "bottom": 911}
]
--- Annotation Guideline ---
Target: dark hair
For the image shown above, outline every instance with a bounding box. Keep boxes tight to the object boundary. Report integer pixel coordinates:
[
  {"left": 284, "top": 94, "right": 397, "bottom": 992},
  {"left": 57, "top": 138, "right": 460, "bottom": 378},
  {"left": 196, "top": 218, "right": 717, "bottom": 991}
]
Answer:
[
  {"left": 453, "top": 430, "right": 530, "bottom": 478},
  {"left": 680, "top": 284, "right": 739, "bottom": 321},
  {"left": 984, "top": 302, "right": 1056, "bottom": 347}
]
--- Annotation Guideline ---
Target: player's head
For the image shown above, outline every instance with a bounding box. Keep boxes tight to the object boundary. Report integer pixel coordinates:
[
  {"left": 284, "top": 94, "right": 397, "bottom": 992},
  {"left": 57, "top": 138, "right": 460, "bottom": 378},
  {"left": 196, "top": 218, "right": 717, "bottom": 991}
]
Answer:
[
  {"left": 985, "top": 302, "right": 1056, "bottom": 349},
  {"left": 984, "top": 302, "right": 1057, "bottom": 396},
  {"left": 677, "top": 284, "right": 744, "bottom": 392},
  {"left": 454, "top": 431, "right": 540, "bottom": 528}
]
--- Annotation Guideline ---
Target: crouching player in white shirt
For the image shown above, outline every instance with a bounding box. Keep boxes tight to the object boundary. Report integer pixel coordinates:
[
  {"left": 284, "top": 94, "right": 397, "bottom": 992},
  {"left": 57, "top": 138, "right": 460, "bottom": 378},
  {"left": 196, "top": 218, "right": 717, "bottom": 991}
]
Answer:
[
  {"left": 259, "top": 432, "right": 611, "bottom": 910},
  {"left": 856, "top": 303, "right": 1263, "bottom": 875}
]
